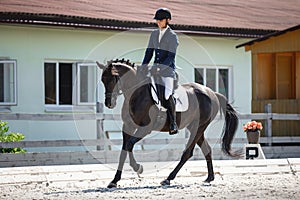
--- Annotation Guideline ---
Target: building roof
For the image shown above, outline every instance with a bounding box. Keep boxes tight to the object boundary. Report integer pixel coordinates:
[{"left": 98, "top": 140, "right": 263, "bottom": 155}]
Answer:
[
  {"left": 236, "top": 24, "right": 300, "bottom": 48},
  {"left": 1, "top": 0, "right": 300, "bottom": 38}
]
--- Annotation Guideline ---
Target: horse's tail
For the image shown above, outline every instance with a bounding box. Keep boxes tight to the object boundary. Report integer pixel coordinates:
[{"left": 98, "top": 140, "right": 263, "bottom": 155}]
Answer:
[{"left": 216, "top": 93, "right": 240, "bottom": 157}]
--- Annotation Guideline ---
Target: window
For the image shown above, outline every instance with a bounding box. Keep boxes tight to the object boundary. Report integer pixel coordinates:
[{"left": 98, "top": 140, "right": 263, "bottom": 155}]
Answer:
[
  {"left": 0, "top": 60, "right": 17, "bottom": 105},
  {"left": 195, "top": 66, "right": 232, "bottom": 101},
  {"left": 44, "top": 62, "right": 73, "bottom": 105},
  {"left": 77, "top": 63, "right": 98, "bottom": 105},
  {"left": 44, "top": 61, "right": 98, "bottom": 108}
]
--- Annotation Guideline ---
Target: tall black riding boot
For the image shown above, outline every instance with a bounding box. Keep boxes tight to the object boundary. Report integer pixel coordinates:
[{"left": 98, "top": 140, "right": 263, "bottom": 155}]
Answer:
[{"left": 166, "top": 96, "right": 178, "bottom": 135}]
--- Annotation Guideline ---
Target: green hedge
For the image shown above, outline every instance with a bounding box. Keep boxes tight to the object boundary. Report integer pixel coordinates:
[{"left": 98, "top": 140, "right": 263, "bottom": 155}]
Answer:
[{"left": 0, "top": 120, "right": 26, "bottom": 153}]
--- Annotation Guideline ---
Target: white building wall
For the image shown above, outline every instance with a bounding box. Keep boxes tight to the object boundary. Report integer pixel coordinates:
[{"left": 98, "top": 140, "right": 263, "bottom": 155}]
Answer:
[{"left": 0, "top": 24, "right": 251, "bottom": 151}]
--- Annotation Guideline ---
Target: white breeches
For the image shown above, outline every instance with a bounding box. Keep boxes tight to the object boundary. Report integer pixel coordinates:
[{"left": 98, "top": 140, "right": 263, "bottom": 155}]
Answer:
[{"left": 161, "top": 77, "right": 174, "bottom": 100}]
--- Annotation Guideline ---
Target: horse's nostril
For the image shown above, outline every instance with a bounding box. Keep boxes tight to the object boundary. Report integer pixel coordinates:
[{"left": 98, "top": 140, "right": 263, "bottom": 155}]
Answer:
[{"left": 107, "top": 105, "right": 114, "bottom": 109}]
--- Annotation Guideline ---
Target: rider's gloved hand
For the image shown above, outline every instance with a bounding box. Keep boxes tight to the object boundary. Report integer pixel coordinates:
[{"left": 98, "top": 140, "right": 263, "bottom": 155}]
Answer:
[{"left": 150, "top": 64, "right": 160, "bottom": 76}]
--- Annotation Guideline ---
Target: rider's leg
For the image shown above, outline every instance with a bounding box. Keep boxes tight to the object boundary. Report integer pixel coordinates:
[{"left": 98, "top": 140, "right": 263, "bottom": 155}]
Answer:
[{"left": 162, "top": 77, "right": 178, "bottom": 135}]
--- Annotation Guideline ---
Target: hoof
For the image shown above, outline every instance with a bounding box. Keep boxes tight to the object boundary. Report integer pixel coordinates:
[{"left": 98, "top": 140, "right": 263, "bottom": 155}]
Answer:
[
  {"left": 107, "top": 182, "right": 117, "bottom": 188},
  {"left": 136, "top": 164, "right": 143, "bottom": 175},
  {"left": 204, "top": 175, "right": 215, "bottom": 183},
  {"left": 160, "top": 179, "right": 170, "bottom": 186}
]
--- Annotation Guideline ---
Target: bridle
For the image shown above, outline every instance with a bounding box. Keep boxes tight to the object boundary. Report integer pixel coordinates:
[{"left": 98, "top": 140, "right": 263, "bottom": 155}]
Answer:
[
  {"left": 104, "top": 74, "right": 122, "bottom": 101},
  {"left": 104, "top": 62, "right": 150, "bottom": 100}
]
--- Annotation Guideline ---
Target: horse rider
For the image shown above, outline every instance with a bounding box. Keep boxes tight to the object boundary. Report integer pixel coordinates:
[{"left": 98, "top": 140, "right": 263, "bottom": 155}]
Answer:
[{"left": 141, "top": 8, "right": 179, "bottom": 135}]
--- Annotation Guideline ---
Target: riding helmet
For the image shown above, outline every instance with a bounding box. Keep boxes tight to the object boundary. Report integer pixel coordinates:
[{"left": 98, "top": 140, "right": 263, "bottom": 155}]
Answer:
[{"left": 153, "top": 8, "right": 172, "bottom": 20}]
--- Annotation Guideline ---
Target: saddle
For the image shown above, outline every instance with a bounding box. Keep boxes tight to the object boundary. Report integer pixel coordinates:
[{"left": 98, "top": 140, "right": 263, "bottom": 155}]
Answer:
[{"left": 149, "top": 75, "right": 189, "bottom": 112}]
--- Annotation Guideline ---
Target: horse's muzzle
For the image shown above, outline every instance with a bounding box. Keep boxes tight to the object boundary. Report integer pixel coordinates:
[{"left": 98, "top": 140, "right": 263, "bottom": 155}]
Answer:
[{"left": 105, "top": 97, "right": 116, "bottom": 109}]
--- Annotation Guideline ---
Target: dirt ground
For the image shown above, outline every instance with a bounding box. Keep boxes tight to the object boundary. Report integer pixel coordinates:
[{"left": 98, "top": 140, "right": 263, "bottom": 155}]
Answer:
[{"left": 1, "top": 172, "right": 299, "bottom": 200}]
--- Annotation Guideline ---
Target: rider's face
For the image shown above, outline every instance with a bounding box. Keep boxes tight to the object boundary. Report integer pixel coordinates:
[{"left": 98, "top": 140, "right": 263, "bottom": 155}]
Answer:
[{"left": 156, "top": 19, "right": 170, "bottom": 29}]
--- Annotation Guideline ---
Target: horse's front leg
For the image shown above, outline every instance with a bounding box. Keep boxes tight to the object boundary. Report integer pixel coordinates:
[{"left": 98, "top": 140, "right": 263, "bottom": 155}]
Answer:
[
  {"left": 129, "top": 152, "right": 143, "bottom": 175},
  {"left": 107, "top": 124, "right": 135, "bottom": 188},
  {"left": 126, "top": 127, "right": 153, "bottom": 176},
  {"left": 108, "top": 149, "right": 127, "bottom": 188}
]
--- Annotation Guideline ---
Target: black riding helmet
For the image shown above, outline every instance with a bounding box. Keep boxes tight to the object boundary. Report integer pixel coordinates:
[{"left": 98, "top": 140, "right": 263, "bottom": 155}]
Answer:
[{"left": 153, "top": 8, "right": 172, "bottom": 20}]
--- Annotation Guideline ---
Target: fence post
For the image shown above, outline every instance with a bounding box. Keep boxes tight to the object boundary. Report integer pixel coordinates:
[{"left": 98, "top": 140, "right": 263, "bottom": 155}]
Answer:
[
  {"left": 96, "top": 102, "right": 104, "bottom": 150},
  {"left": 265, "top": 103, "right": 272, "bottom": 146}
]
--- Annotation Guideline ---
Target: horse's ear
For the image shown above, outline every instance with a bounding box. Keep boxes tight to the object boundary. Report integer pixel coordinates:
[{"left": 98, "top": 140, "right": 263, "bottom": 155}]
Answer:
[
  {"left": 107, "top": 60, "right": 113, "bottom": 66},
  {"left": 96, "top": 61, "right": 106, "bottom": 70}
]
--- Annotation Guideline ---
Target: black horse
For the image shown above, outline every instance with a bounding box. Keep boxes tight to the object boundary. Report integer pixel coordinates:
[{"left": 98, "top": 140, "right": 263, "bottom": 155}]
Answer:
[{"left": 97, "top": 59, "right": 239, "bottom": 188}]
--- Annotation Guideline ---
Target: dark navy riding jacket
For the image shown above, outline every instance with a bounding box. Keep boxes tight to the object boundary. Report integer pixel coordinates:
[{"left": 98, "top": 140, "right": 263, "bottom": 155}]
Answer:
[{"left": 142, "top": 27, "right": 179, "bottom": 77}]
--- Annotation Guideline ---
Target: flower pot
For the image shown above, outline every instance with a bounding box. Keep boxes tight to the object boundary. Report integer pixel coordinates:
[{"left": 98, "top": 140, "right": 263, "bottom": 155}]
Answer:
[{"left": 246, "top": 130, "right": 260, "bottom": 144}]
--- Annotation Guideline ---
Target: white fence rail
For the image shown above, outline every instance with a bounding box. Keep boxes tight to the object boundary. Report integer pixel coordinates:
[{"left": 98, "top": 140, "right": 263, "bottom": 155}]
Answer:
[{"left": 1, "top": 109, "right": 300, "bottom": 167}]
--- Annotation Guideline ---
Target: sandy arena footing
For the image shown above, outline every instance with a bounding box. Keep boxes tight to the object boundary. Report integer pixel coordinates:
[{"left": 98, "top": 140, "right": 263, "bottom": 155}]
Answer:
[{"left": 0, "top": 158, "right": 299, "bottom": 199}]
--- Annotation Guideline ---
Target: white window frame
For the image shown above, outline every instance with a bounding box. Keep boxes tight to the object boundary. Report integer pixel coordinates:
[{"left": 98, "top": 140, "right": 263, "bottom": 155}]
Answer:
[
  {"left": 76, "top": 62, "right": 99, "bottom": 106},
  {"left": 0, "top": 60, "right": 17, "bottom": 106},
  {"left": 44, "top": 61, "right": 76, "bottom": 111},
  {"left": 195, "top": 65, "right": 233, "bottom": 102},
  {"left": 44, "top": 61, "right": 99, "bottom": 112}
]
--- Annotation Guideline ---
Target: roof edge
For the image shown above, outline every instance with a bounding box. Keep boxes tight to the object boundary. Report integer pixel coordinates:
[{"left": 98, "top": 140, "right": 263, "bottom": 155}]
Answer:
[
  {"left": 0, "top": 12, "right": 276, "bottom": 38},
  {"left": 236, "top": 24, "right": 300, "bottom": 48}
]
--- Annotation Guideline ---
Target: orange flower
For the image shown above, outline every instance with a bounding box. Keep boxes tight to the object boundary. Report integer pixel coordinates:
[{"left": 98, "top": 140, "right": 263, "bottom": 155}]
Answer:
[
  {"left": 243, "top": 120, "right": 263, "bottom": 132},
  {"left": 257, "top": 122, "right": 263, "bottom": 129}
]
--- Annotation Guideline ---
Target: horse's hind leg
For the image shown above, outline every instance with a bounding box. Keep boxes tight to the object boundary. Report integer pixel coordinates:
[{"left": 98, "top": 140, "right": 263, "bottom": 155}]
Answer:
[
  {"left": 160, "top": 143, "right": 197, "bottom": 186},
  {"left": 197, "top": 135, "right": 214, "bottom": 183},
  {"left": 161, "top": 122, "right": 201, "bottom": 186}
]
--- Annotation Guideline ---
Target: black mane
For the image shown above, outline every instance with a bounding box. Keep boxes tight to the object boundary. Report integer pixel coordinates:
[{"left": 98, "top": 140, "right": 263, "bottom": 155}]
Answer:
[{"left": 110, "top": 58, "right": 136, "bottom": 69}]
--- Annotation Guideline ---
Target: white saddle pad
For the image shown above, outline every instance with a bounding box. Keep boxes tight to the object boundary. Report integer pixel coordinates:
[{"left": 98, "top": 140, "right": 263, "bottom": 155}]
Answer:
[{"left": 150, "top": 77, "right": 189, "bottom": 112}]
